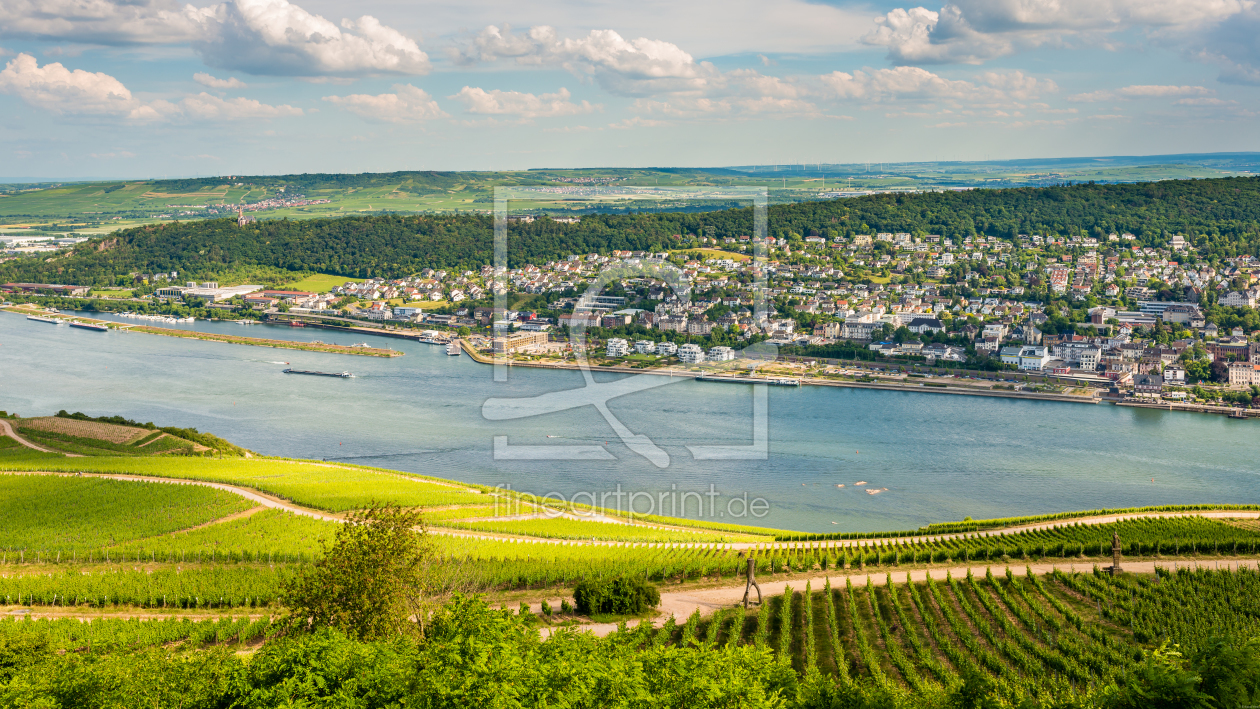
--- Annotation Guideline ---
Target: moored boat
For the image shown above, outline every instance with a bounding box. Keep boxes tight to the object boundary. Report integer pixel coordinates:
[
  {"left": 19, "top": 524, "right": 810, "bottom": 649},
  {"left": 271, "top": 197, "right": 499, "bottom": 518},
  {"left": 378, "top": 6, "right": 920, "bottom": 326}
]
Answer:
[
  {"left": 69, "top": 321, "right": 109, "bottom": 331},
  {"left": 446, "top": 341, "right": 461, "bottom": 356}
]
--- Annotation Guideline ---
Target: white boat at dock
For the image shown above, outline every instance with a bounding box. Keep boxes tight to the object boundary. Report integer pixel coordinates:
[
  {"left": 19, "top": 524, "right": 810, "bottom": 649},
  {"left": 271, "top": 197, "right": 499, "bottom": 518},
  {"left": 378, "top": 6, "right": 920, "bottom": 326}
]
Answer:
[
  {"left": 446, "top": 341, "right": 461, "bottom": 356},
  {"left": 26, "top": 314, "right": 61, "bottom": 324},
  {"left": 116, "top": 312, "right": 190, "bottom": 324}
]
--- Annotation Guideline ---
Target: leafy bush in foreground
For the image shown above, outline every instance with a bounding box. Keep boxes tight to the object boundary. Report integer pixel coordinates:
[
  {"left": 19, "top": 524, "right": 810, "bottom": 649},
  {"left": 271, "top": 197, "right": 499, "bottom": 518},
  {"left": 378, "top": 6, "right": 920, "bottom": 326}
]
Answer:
[{"left": 573, "top": 575, "right": 660, "bottom": 615}]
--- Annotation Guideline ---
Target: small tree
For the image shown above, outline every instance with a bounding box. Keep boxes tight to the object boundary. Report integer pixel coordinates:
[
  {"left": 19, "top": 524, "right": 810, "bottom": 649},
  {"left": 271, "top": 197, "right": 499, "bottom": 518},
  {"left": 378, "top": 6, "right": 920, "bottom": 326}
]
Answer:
[{"left": 281, "top": 502, "right": 432, "bottom": 640}]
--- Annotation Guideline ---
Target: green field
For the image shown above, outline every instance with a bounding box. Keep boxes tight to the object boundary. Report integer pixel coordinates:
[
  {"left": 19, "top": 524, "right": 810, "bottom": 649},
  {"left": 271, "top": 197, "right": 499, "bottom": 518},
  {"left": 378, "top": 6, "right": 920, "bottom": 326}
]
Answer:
[
  {"left": 281, "top": 273, "right": 360, "bottom": 293},
  {"left": 0, "top": 474, "right": 254, "bottom": 552}
]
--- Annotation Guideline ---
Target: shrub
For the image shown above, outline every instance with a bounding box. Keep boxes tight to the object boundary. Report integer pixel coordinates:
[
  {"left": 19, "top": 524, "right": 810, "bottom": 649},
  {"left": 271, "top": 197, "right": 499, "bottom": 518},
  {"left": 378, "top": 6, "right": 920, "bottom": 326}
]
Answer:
[{"left": 573, "top": 575, "right": 660, "bottom": 615}]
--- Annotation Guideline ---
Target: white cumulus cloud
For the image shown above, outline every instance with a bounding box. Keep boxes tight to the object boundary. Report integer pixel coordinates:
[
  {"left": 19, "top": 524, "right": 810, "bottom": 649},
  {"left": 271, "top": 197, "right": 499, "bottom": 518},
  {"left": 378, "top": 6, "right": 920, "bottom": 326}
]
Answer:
[
  {"left": 154, "top": 92, "right": 302, "bottom": 119},
  {"left": 0, "top": 52, "right": 149, "bottom": 118},
  {"left": 451, "top": 25, "right": 715, "bottom": 97},
  {"left": 187, "top": 0, "right": 430, "bottom": 77},
  {"left": 864, "top": 0, "right": 1253, "bottom": 65},
  {"left": 0, "top": 0, "right": 198, "bottom": 44},
  {"left": 0, "top": 0, "right": 430, "bottom": 77},
  {"left": 0, "top": 53, "right": 301, "bottom": 122},
  {"left": 1067, "top": 84, "right": 1214, "bottom": 101},
  {"left": 193, "top": 72, "right": 246, "bottom": 89},
  {"left": 449, "top": 86, "right": 596, "bottom": 119},
  {"left": 1192, "top": 5, "right": 1260, "bottom": 85},
  {"left": 819, "top": 66, "right": 1054, "bottom": 103},
  {"left": 450, "top": 25, "right": 824, "bottom": 118},
  {"left": 322, "top": 84, "right": 446, "bottom": 123}
]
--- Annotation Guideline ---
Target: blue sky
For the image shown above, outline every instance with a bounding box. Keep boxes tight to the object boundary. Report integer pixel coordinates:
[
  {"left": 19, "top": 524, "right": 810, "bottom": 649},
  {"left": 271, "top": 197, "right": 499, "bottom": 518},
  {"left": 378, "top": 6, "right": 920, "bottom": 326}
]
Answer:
[{"left": 1, "top": 0, "right": 1258, "bottom": 178}]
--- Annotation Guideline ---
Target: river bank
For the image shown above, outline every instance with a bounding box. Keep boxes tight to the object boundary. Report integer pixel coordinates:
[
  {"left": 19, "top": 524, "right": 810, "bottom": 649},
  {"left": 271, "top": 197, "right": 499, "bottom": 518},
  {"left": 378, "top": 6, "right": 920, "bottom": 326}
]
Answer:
[
  {"left": 1, "top": 306, "right": 402, "bottom": 357},
  {"left": 453, "top": 339, "right": 1102, "bottom": 406}
]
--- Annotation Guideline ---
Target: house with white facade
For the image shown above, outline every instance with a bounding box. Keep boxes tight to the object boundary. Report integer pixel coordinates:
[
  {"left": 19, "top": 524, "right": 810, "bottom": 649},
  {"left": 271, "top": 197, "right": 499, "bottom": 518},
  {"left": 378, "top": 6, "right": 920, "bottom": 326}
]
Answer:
[
  {"left": 1018, "top": 346, "right": 1053, "bottom": 370},
  {"left": 999, "top": 346, "right": 1023, "bottom": 367},
  {"left": 1228, "top": 361, "right": 1260, "bottom": 387},
  {"left": 678, "top": 343, "right": 705, "bottom": 364},
  {"left": 605, "top": 338, "right": 629, "bottom": 357}
]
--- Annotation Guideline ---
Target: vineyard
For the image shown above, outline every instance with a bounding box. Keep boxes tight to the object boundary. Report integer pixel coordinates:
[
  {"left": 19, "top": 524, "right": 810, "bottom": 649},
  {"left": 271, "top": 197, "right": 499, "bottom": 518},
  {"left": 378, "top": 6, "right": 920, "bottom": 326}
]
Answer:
[
  {"left": 14, "top": 416, "right": 219, "bottom": 457},
  {"left": 112, "top": 509, "right": 335, "bottom": 558},
  {"left": 423, "top": 516, "right": 1260, "bottom": 590},
  {"left": 0, "top": 615, "right": 281, "bottom": 652},
  {"left": 1, "top": 509, "right": 1259, "bottom": 596},
  {"left": 779, "top": 504, "right": 1260, "bottom": 541},
  {"left": 0, "top": 474, "right": 254, "bottom": 552},
  {"left": 0, "top": 565, "right": 1254, "bottom": 709},
  {"left": 0, "top": 456, "right": 496, "bottom": 512},
  {"left": 443, "top": 517, "right": 761, "bottom": 543},
  {"left": 624, "top": 565, "right": 1260, "bottom": 703},
  {"left": 0, "top": 565, "right": 293, "bottom": 608}
]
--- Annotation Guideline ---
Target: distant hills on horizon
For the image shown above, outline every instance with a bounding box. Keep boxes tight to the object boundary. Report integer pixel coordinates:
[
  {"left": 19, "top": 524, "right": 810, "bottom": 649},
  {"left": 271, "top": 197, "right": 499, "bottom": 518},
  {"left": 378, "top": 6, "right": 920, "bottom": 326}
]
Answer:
[{"left": 3, "top": 151, "right": 1258, "bottom": 187}]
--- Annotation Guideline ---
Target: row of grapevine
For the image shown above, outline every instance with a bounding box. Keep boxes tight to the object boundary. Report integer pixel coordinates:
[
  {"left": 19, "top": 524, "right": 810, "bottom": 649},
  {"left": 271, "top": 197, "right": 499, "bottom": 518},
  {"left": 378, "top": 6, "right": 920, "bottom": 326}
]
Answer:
[
  {"left": 610, "top": 566, "right": 1157, "bottom": 702},
  {"left": 0, "top": 566, "right": 293, "bottom": 608},
  {"left": 0, "top": 615, "right": 280, "bottom": 652},
  {"left": 1056, "top": 565, "right": 1260, "bottom": 654}
]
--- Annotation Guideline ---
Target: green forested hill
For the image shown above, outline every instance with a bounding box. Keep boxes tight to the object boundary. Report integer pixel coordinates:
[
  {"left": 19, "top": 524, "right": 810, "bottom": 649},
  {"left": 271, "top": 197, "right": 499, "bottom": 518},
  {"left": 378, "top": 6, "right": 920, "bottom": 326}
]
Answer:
[{"left": 4, "top": 177, "right": 1259, "bottom": 286}]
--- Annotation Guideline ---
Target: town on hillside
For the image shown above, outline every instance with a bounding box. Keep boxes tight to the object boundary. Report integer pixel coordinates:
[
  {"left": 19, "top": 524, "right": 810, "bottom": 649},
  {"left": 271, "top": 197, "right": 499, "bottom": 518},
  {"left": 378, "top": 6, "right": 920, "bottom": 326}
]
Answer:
[{"left": 6, "top": 227, "right": 1260, "bottom": 404}]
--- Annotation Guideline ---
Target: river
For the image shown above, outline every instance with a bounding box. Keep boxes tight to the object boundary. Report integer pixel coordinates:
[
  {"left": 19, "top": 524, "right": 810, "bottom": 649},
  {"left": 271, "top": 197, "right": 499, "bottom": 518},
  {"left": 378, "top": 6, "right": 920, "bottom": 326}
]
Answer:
[{"left": 2, "top": 310, "right": 1257, "bottom": 533}]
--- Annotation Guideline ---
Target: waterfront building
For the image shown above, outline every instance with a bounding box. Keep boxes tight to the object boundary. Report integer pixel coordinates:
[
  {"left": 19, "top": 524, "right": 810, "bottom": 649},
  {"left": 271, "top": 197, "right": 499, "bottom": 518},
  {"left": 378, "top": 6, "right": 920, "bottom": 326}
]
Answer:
[
  {"left": 635, "top": 340, "right": 655, "bottom": 354},
  {"left": 2, "top": 282, "right": 89, "bottom": 297},
  {"left": 678, "top": 343, "right": 705, "bottom": 364},
  {"left": 492, "top": 331, "right": 549, "bottom": 354},
  {"left": 1228, "top": 361, "right": 1260, "bottom": 387},
  {"left": 1018, "top": 346, "right": 1052, "bottom": 370},
  {"left": 606, "top": 338, "right": 629, "bottom": 357},
  {"left": 656, "top": 341, "right": 678, "bottom": 356},
  {"left": 708, "top": 346, "right": 735, "bottom": 361}
]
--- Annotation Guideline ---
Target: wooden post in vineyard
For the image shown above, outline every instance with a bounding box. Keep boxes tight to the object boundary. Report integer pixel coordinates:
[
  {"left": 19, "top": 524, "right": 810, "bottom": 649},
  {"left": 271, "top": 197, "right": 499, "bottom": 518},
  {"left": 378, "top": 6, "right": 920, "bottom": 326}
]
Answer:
[{"left": 742, "top": 554, "right": 762, "bottom": 608}]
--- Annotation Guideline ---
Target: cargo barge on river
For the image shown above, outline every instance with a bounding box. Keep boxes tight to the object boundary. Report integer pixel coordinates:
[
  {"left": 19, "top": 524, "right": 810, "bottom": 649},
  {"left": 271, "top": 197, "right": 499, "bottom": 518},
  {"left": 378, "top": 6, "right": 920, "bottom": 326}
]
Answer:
[{"left": 283, "top": 368, "right": 352, "bottom": 378}]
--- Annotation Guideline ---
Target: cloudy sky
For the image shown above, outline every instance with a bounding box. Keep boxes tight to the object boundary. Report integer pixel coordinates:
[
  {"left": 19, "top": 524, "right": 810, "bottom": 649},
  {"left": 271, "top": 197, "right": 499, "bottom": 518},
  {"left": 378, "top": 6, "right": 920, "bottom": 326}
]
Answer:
[{"left": 1, "top": 0, "right": 1258, "bottom": 178}]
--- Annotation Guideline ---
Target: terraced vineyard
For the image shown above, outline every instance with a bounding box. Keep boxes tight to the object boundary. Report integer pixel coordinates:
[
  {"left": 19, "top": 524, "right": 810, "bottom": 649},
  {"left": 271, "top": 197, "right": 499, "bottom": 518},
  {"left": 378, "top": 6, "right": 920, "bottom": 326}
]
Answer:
[{"left": 16, "top": 417, "right": 210, "bottom": 457}]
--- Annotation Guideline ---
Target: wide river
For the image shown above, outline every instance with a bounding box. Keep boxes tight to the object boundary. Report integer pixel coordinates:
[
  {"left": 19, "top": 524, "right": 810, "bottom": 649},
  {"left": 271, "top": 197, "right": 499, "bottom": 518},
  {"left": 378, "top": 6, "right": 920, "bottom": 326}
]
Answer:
[{"left": 3, "top": 311, "right": 1258, "bottom": 533}]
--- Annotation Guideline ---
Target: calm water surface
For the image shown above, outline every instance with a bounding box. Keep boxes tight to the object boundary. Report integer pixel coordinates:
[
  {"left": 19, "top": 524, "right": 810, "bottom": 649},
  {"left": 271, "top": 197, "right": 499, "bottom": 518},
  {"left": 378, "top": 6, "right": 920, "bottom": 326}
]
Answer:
[{"left": 2, "top": 310, "right": 1257, "bottom": 532}]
